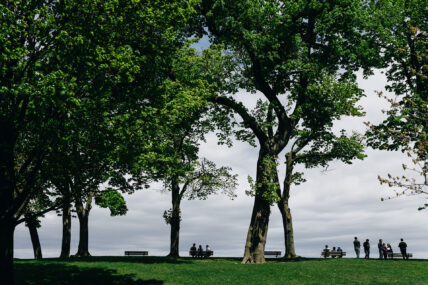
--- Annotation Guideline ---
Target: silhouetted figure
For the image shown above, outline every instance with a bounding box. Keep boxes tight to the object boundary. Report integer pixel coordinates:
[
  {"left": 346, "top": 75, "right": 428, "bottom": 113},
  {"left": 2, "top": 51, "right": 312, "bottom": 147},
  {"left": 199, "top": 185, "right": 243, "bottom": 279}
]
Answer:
[
  {"left": 190, "top": 243, "right": 197, "bottom": 257},
  {"left": 363, "top": 239, "right": 370, "bottom": 259},
  {"left": 197, "top": 245, "right": 203, "bottom": 258},
  {"left": 331, "top": 247, "right": 337, "bottom": 258},
  {"left": 353, "top": 237, "right": 361, "bottom": 258},
  {"left": 398, "top": 238, "right": 408, "bottom": 260},
  {"left": 378, "top": 239, "right": 383, "bottom": 259},
  {"left": 337, "top": 247, "right": 343, "bottom": 258},
  {"left": 322, "top": 245, "right": 330, "bottom": 258}
]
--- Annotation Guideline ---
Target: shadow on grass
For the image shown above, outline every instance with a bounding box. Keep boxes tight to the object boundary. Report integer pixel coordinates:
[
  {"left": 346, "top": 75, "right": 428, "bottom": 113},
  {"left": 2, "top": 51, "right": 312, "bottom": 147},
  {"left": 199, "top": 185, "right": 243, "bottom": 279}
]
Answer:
[
  {"left": 15, "top": 262, "right": 163, "bottom": 285},
  {"left": 33, "top": 256, "right": 193, "bottom": 264}
]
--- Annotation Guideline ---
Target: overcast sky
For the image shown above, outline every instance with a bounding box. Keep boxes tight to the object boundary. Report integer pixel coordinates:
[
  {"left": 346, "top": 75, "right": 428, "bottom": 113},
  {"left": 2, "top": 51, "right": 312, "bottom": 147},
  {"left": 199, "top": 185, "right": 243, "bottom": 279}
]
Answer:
[{"left": 14, "top": 67, "right": 428, "bottom": 260}]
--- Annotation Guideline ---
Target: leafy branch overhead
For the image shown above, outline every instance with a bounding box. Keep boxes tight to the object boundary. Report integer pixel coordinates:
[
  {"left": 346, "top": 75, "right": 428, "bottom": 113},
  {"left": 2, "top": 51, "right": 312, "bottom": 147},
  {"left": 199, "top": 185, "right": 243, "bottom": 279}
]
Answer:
[{"left": 365, "top": 0, "right": 427, "bottom": 210}]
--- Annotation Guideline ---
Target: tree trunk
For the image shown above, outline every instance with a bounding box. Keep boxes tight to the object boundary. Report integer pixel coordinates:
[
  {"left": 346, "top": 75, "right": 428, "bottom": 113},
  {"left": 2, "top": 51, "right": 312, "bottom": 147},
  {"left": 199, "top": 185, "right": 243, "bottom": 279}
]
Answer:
[
  {"left": 242, "top": 150, "right": 273, "bottom": 264},
  {"left": 277, "top": 152, "right": 297, "bottom": 258},
  {"left": 0, "top": 220, "right": 16, "bottom": 285},
  {"left": 76, "top": 213, "right": 90, "bottom": 257},
  {"left": 60, "top": 198, "right": 71, "bottom": 258},
  {"left": 278, "top": 199, "right": 297, "bottom": 258},
  {"left": 75, "top": 192, "right": 93, "bottom": 257},
  {"left": 168, "top": 178, "right": 181, "bottom": 257},
  {"left": 0, "top": 121, "right": 17, "bottom": 284},
  {"left": 27, "top": 219, "right": 42, "bottom": 259}
]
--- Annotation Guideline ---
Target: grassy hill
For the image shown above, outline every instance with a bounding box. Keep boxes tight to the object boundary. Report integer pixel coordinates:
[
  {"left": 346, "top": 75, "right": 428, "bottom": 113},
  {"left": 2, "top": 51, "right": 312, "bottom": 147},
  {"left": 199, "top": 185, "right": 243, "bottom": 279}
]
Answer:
[{"left": 15, "top": 256, "right": 428, "bottom": 284}]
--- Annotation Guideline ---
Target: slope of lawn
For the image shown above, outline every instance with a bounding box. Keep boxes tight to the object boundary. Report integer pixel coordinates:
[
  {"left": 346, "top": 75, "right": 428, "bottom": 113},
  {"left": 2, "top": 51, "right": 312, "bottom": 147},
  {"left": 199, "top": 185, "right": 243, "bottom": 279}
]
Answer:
[{"left": 15, "top": 256, "right": 428, "bottom": 285}]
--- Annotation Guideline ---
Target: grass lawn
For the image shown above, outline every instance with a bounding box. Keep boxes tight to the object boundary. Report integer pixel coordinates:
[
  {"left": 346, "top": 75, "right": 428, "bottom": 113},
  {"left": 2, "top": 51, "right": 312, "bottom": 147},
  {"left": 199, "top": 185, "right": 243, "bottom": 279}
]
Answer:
[{"left": 14, "top": 256, "right": 428, "bottom": 285}]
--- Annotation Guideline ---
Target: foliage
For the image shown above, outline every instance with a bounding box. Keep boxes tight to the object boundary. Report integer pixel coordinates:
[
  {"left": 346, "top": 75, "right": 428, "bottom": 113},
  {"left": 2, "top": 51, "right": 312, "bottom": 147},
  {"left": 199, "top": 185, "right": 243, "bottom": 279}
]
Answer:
[
  {"left": 95, "top": 190, "right": 128, "bottom": 216},
  {"left": 366, "top": 0, "right": 427, "bottom": 209},
  {"left": 198, "top": 0, "right": 376, "bottom": 197}
]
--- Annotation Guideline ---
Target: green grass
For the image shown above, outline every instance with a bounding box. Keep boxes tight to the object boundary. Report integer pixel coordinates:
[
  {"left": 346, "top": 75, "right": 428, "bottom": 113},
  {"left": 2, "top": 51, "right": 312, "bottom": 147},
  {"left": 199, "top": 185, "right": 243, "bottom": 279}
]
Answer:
[{"left": 15, "top": 256, "right": 428, "bottom": 285}]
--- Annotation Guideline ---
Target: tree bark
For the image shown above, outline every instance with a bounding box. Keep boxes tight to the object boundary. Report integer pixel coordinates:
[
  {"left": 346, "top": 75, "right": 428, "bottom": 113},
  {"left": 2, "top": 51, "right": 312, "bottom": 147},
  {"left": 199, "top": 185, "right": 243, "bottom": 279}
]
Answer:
[
  {"left": 242, "top": 150, "right": 273, "bottom": 264},
  {"left": 26, "top": 218, "right": 42, "bottom": 259},
  {"left": 278, "top": 200, "right": 296, "bottom": 258},
  {"left": 0, "top": 120, "right": 18, "bottom": 284},
  {"left": 0, "top": 220, "right": 16, "bottom": 285},
  {"left": 60, "top": 196, "right": 71, "bottom": 258},
  {"left": 168, "top": 178, "right": 181, "bottom": 257},
  {"left": 277, "top": 152, "right": 297, "bottom": 258},
  {"left": 75, "top": 192, "right": 93, "bottom": 257}
]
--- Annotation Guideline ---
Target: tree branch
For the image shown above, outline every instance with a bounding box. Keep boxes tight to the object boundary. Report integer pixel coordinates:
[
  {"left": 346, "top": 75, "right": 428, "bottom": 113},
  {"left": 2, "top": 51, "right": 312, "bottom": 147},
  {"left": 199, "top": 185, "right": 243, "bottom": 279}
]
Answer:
[{"left": 211, "top": 96, "right": 268, "bottom": 143}]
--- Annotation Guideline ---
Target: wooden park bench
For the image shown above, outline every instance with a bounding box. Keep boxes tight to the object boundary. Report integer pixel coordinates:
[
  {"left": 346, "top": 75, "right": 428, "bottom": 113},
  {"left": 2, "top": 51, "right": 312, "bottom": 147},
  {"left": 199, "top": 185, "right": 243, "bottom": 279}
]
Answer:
[
  {"left": 189, "top": 250, "right": 213, "bottom": 258},
  {"left": 124, "top": 251, "right": 148, "bottom": 256},
  {"left": 387, "top": 252, "right": 413, "bottom": 259},
  {"left": 321, "top": 251, "right": 346, "bottom": 258},
  {"left": 264, "top": 251, "right": 282, "bottom": 258}
]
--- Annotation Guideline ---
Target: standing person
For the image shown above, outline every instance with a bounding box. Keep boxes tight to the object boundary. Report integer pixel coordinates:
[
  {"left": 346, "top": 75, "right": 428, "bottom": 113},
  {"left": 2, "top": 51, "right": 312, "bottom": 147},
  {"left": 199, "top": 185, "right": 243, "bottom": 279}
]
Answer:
[
  {"left": 353, "top": 237, "right": 361, "bottom": 258},
  {"left": 378, "top": 239, "right": 383, "bottom": 259},
  {"left": 398, "top": 238, "right": 408, "bottom": 260},
  {"left": 363, "top": 239, "right": 370, "bottom": 259}
]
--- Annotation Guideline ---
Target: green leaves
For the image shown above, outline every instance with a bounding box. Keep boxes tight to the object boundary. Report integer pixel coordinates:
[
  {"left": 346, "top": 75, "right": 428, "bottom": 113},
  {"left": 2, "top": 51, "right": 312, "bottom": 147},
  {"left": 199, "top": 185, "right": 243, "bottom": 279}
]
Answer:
[{"left": 95, "top": 190, "right": 128, "bottom": 216}]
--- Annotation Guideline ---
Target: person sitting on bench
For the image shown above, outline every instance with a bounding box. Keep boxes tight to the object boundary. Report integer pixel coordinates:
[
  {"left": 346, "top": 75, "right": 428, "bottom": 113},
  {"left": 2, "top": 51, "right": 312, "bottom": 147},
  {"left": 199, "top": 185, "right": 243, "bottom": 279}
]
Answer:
[
  {"left": 323, "top": 245, "right": 330, "bottom": 257},
  {"left": 382, "top": 243, "right": 388, "bottom": 259},
  {"left": 387, "top": 243, "right": 393, "bottom": 256},
  {"left": 190, "top": 243, "right": 197, "bottom": 257},
  {"left": 205, "top": 245, "right": 212, "bottom": 257},
  {"left": 331, "top": 247, "right": 337, "bottom": 258},
  {"left": 197, "top": 245, "right": 203, "bottom": 257}
]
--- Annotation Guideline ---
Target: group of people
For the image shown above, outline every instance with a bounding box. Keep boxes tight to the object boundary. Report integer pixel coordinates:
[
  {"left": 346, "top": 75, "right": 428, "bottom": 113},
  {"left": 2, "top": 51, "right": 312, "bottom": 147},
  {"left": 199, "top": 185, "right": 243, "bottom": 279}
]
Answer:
[
  {"left": 189, "top": 243, "right": 212, "bottom": 258},
  {"left": 322, "top": 245, "right": 345, "bottom": 258},
  {"left": 353, "top": 237, "right": 409, "bottom": 260},
  {"left": 323, "top": 246, "right": 343, "bottom": 253}
]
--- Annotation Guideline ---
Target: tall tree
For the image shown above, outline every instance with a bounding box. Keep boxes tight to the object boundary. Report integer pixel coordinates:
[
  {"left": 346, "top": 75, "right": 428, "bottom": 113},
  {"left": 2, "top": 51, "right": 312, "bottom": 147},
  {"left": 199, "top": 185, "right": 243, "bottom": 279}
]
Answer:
[
  {"left": 0, "top": 0, "right": 196, "bottom": 283},
  {"left": 366, "top": 0, "right": 427, "bottom": 208},
  {"left": 132, "top": 46, "right": 238, "bottom": 257},
  {"left": 199, "top": 0, "right": 379, "bottom": 263}
]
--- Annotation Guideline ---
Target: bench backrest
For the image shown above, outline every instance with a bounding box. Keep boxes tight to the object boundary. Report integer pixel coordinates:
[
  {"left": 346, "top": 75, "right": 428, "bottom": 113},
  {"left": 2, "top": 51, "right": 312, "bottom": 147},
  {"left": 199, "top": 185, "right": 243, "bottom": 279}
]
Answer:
[
  {"left": 264, "top": 251, "right": 281, "bottom": 255},
  {"left": 124, "top": 251, "right": 148, "bottom": 256}
]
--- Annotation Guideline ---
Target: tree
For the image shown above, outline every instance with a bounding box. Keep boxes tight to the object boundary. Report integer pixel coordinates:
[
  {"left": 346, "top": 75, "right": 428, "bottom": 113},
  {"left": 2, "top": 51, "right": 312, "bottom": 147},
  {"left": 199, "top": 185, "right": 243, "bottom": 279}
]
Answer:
[
  {"left": 366, "top": 0, "right": 427, "bottom": 209},
  {"left": 199, "top": 0, "right": 379, "bottom": 263},
  {"left": 0, "top": 0, "right": 196, "bottom": 283},
  {"left": 133, "top": 45, "right": 237, "bottom": 257}
]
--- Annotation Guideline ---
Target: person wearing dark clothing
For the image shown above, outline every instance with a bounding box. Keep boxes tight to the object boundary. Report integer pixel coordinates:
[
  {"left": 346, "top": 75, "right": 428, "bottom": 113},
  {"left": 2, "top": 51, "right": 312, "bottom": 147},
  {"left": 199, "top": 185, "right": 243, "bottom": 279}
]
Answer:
[
  {"left": 190, "top": 243, "right": 197, "bottom": 257},
  {"left": 378, "top": 239, "right": 383, "bottom": 259},
  {"left": 331, "top": 247, "right": 337, "bottom": 258},
  {"left": 322, "top": 245, "right": 330, "bottom": 258},
  {"left": 363, "top": 239, "right": 370, "bottom": 259},
  {"left": 197, "top": 245, "right": 203, "bottom": 258},
  {"left": 353, "top": 237, "right": 361, "bottom": 258},
  {"left": 398, "top": 238, "right": 408, "bottom": 260}
]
